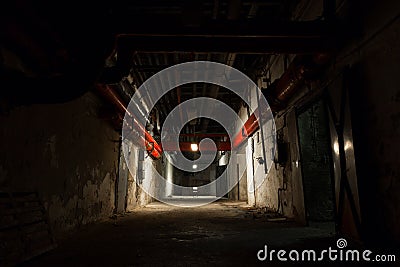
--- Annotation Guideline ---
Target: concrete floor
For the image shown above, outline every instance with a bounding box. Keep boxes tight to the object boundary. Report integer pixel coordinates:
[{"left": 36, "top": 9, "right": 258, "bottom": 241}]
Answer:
[{"left": 23, "top": 201, "right": 352, "bottom": 266}]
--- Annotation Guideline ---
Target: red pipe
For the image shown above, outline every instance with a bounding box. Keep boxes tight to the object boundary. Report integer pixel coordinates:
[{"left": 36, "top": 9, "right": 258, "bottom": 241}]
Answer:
[
  {"left": 230, "top": 54, "right": 332, "bottom": 149},
  {"left": 173, "top": 133, "right": 229, "bottom": 138},
  {"left": 122, "top": 120, "right": 162, "bottom": 159},
  {"left": 267, "top": 53, "right": 332, "bottom": 112},
  {"left": 96, "top": 84, "right": 162, "bottom": 159},
  {"left": 275, "top": 64, "right": 306, "bottom": 103},
  {"left": 162, "top": 141, "right": 231, "bottom": 152},
  {"left": 232, "top": 110, "right": 260, "bottom": 149}
]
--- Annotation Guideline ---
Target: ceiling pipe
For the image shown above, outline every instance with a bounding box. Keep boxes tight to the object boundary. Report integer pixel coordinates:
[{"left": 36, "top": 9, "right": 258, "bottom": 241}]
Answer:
[
  {"left": 263, "top": 53, "right": 332, "bottom": 112},
  {"left": 96, "top": 84, "right": 162, "bottom": 159},
  {"left": 119, "top": 79, "right": 151, "bottom": 123},
  {"left": 163, "top": 141, "right": 231, "bottom": 152},
  {"left": 98, "top": 53, "right": 331, "bottom": 155},
  {"left": 122, "top": 118, "right": 162, "bottom": 159},
  {"left": 178, "top": 133, "right": 229, "bottom": 138},
  {"left": 232, "top": 110, "right": 259, "bottom": 149},
  {"left": 232, "top": 53, "right": 332, "bottom": 149}
]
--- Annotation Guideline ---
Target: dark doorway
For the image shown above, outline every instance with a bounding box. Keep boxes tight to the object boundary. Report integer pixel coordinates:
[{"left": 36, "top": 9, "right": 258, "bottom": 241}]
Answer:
[{"left": 297, "top": 99, "right": 335, "bottom": 224}]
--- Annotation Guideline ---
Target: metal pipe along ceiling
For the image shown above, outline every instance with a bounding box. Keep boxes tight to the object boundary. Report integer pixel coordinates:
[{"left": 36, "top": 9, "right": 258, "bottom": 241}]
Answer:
[
  {"left": 96, "top": 84, "right": 162, "bottom": 159},
  {"left": 265, "top": 53, "right": 332, "bottom": 111},
  {"left": 97, "top": 54, "right": 330, "bottom": 154},
  {"left": 232, "top": 53, "right": 332, "bottom": 149},
  {"left": 162, "top": 141, "right": 231, "bottom": 152},
  {"left": 232, "top": 111, "right": 259, "bottom": 149}
]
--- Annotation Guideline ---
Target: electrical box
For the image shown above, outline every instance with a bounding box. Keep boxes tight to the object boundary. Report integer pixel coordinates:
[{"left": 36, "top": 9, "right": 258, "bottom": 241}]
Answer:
[{"left": 276, "top": 141, "right": 289, "bottom": 166}]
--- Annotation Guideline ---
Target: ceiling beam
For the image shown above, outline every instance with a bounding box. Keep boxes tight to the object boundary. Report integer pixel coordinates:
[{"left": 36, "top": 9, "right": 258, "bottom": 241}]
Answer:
[
  {"left": 115, "top": 20, "right": 337, "bottom": 41},
  {"left": 116, "top": 21, "right": 340, "bottom": 72}
]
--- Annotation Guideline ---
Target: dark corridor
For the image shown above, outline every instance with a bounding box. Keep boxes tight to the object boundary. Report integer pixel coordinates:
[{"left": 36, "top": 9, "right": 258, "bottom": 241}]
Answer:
[{"left": 1, "top": 0, "right": 400, "bottom": 266}]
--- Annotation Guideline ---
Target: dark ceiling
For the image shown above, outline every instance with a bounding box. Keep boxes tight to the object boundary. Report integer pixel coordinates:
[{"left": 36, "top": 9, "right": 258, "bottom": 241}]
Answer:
[{"left": 1, "top": 0, "right": 339, "bottom": 138}]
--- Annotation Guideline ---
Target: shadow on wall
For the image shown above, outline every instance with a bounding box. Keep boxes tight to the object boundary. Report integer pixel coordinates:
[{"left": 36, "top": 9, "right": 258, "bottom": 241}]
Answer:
[{"left": 0, "top": 92, "right": 120, "bottom": 234}]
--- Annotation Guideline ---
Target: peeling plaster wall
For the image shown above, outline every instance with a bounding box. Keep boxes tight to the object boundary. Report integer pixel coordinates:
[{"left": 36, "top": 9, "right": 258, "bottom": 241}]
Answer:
[
  {"left": 253, "top": 129, "right": 275, "bottom": 210},
  {"left": 252, "top": 116, "right": 298, "bottom": 221},
  {"left": 0, "top": 92, "right": 120, "bottom": 234},
  {"left": 249, "top": 56, "right": 302, "bottom": 220},
  {"left": 125, "top": 146, "right": 162, "bottom": 211},
  {"left": 126, "top": 148, "right": 139, "bottom": 211},
  {"left": 138, "top": 158, "right": 157, "bottom": 206}
]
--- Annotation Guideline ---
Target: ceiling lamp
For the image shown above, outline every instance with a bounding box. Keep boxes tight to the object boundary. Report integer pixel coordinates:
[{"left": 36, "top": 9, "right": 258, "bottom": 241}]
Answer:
[{"left": 190, "top": 143, "right": 198, "bottom": 152}]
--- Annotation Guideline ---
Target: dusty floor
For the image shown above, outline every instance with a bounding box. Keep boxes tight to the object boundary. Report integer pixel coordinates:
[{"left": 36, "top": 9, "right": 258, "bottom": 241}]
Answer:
[{"left": 22, "top": 200, "right": 367, "bottom": 266}]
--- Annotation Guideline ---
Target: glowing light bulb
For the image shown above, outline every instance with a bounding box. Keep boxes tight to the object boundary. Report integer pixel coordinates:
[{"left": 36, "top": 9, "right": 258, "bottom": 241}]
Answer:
[{"left": 191, "top": 143, "right": 198, "bottom": 151}]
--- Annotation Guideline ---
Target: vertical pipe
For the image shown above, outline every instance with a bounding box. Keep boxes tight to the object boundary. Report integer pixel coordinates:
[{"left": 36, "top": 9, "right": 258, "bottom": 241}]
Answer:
[
  {"left": 256, "top": 86, "right": 269, "bottom": 174},
  {"left": 237, "top": 163, "right": 240, "bottom": 200}
]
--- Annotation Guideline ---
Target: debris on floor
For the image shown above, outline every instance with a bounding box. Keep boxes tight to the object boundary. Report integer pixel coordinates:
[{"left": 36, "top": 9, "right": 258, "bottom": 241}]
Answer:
[
  {"left": 21, "top": 201, "right": 338, "bottom": 267},
  {"left": 241, "top": 206, "right": 287, "bottom": 221}
]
